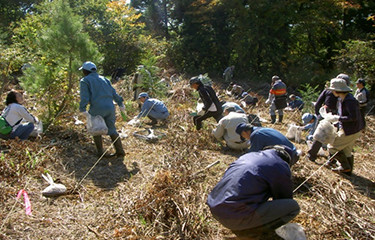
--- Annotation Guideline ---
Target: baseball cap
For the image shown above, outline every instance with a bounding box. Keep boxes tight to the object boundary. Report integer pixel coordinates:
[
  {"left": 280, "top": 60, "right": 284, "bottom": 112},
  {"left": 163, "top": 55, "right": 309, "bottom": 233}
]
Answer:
[
  {"left": 138, "top": 92, "right": 149, "bottom": 99},
  {"left": 79, "top": 61, "right": 97, "bottom": 72}
]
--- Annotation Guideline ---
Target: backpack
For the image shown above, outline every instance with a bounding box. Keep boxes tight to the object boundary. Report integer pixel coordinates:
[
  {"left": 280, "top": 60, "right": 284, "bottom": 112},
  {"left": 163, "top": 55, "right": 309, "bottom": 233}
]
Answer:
[{"left": 0, "top": 116, "right": 12, "bottom": 135}]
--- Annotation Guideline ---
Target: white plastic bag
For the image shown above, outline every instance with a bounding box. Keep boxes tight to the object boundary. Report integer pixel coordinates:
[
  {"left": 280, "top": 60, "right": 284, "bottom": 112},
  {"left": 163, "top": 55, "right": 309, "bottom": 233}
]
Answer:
[
  {"left": 29, "top": 121, "right": 43, "bottom": 137},
  {"left": 41, "top": 173, "right": 67, "bottom": 197},
  {"left": 275, "top": 223, "right": 306, "bottom": 240},
  {"left": 128, "top": 117, "right": 141, "bottom": 127},
  {"left": 313, "top": 119, "right": 337, "bottom": 144},
  {"left": 196, "top": 102, "right": 205, "bottom": 116},
  {"left": 286, "top": 124, "right": 301, "bottom": 143},
  {"left": 87, "top": 115, "right": 108, "bottom": 136}
]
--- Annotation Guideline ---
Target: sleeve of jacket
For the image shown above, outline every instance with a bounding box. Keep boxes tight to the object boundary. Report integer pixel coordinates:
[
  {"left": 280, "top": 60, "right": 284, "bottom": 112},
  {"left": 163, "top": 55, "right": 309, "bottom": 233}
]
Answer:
[
  {"left": 19, "top": 106, "right": 37, "bottom": 123},
  {"left": 213, "top": 119, "right": 226, "bottom": 141},
  {"left": 199, "top": 87, "right": 213, "bottom": 111},
  {"left": 107, "top": 79, "right": 124, "bottom": 107},
  {"left": 314, "top": 91, "right": 325, "bottom": 115},
  {"left": 79, "top": 79, "right": 90, "bottom": 112},
  {"left": 340, "top": 99, "right": 359, "bottom": 123},
  {"left": 137, "top": 100, "right": 152, "bottom": 118}
]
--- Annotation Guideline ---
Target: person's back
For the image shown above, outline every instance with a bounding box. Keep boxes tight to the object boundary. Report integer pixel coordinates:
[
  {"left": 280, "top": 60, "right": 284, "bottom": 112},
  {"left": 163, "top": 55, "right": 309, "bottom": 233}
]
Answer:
[
  {"left": 213, "top": 112, "right": 248, "bottom": 149},
  {"left": 207, "top": 147, "right": 300, "bottom": 237},
  {"left": 249, "top": 127, "right": 296, "bottom": 153},
  {"left": 222, "top": 102, "right": 245, "bottom": 113},
  {"left": 80, "top": 72, "right": 119, "bottom": 113}
]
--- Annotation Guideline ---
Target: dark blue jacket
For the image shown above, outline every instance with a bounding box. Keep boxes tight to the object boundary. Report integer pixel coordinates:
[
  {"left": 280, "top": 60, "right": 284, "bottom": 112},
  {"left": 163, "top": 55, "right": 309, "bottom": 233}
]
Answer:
[
  {"left": 338, "top": 93, "right": 364, "bottom": 135},
  {"left": 207, "top": 149, "right": 293, "bottom": 230},
  {"left": 315, "top": 89, "right": 338, "bottom": 116},
  {"left": 248, "top": 127, "right": 296, "bottom": 154}
]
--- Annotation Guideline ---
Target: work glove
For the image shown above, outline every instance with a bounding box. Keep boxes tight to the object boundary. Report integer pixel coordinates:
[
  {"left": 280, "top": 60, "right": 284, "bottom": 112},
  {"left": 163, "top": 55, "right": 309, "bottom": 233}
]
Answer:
[
  {"left": 297, "top": 126, "right": 304, "bottom": 130},
  {"left": 265, "top": 99, "right": 270, "bottom": 105},
  {"left": 80, "top": 111, "right": 90, "bottom": 118},
  {"left": 325, "top": 114, "right": 340, "bottom": 123}
]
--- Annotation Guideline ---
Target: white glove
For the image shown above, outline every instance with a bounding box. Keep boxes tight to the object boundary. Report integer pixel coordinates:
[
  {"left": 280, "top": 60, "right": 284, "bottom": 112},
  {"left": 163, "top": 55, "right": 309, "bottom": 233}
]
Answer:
[
  {"left": 265, "top": 99, "right": 270, "bottom": 105},
  {"left": 119, "top": 106, "right": 126, "bottom": 113},
  {"left": 80, "top": 111, "right": 90, "bottom": 118},
  {"left": 297, "top": 126, "right": 304, "bottom": 130},
  {"left": 326, "top": 114, "right": 340, "bottom": 123}
]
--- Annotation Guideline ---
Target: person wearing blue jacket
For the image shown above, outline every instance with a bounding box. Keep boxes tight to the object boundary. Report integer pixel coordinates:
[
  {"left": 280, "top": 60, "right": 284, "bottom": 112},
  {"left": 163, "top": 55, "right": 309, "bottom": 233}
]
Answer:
[
  {"left": 235, "top": 123, "right": 298, "bottom": 159},
  {"left": 288, "top": 94, "right": 304, "bottom": 110},
  {"left": 300, "top": 113, "right": 318, "bottom": 141},
  {"left": 137, "top": 92, "right": 169, "bottom": 125},
  {"left": 79, "top": 61, "right": 125, "bottom": 158},
  {"left": 207, "top": 145, "right": 300, "bottom": 239}
]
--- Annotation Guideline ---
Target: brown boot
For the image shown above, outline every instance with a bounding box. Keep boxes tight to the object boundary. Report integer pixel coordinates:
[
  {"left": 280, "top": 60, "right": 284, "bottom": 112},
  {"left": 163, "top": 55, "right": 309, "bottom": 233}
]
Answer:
[{"left": 110, "top": 134, "right": 125, "bottom": 157}]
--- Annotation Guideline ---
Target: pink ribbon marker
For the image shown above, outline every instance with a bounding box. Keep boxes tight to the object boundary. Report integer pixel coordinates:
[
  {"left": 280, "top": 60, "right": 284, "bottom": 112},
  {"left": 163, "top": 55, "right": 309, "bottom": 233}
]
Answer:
[{"left": 16, "top": 189, "right": 32, "bottom": 215}]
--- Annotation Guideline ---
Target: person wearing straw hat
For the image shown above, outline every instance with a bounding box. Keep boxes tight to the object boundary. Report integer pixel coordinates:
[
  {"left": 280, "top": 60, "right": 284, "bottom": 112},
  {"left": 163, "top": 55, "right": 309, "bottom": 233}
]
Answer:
[
  {"left": 207, "top": 145, "right": 300, "bottom": 239},
  {"left": 235, "top": 123, "right": 298, "bottom": 162},
  {"left": 354, "top": 78, "right": 369, "bottom": 127},
  {"left": 266, "top": 75, "right": 287, "bottom": 124},
  {"left": 212, "top": 106, "right": 250, "bottom": 151},
  {"left": 189, "top": 76, "right": 223, "bottom": 130},
  {"left": 324, "top": 78, "right": 364, "bottom": 175},
  {"left": 137, "top": 92, "right": 169, "bottom": 125},
  {"left": 79, "top": 61, "right": 126, "bottom": 158}
]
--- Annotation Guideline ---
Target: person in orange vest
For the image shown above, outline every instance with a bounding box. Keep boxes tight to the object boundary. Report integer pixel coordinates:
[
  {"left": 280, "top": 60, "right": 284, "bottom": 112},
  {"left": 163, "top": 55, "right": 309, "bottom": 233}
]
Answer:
[{"left": 266, "top": 76, "right": 287, "bottom": 123}]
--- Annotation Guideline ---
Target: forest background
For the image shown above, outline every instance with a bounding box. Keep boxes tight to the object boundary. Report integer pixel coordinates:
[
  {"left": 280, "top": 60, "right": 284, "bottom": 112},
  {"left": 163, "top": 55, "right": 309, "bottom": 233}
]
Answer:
[
  {"left": 1, "top": 0, "right": 375, "bottom": 118},
  {"left": 1, "top": 1, "right": 375, "bottom": 239}
]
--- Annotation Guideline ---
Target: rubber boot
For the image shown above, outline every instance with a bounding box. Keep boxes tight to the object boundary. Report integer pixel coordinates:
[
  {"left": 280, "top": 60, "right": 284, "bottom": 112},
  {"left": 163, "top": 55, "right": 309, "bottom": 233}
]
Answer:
[
  {"left": 110, "top": 134, "right": 125, "bottom": 157},
  {"left": 331, "top": 151, "right": 351, "bottom": 173},
  {"left": 270, "top": 115, "right": 276, "bottom": 124},
  {"left": 93, "top": 135, "right": 104, "bottom": 157},
  {"left": 345, "top": 156, "right": 354, "bottom": 176},
  {"left": 278, "top": 114, "right": 283, "bottom": 123},
  {"left": 307, "top": 140, "right": 323, "bottom": 162}
]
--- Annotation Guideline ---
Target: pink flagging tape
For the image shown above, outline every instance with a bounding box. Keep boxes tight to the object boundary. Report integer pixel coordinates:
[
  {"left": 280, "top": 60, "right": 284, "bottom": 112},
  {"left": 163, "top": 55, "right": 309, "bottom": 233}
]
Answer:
[{"left": 16, "top": 189, "right": 32, "bottom": 215}]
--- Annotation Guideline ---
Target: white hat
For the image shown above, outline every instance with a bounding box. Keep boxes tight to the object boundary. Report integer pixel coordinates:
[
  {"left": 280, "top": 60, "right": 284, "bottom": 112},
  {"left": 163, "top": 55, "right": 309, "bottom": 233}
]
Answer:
[
  {"left": 79, "top": 61, "right": 97, "bottom": 72},
  {"left": 327, "top": 78, "right": 352, "bottom": 92}
]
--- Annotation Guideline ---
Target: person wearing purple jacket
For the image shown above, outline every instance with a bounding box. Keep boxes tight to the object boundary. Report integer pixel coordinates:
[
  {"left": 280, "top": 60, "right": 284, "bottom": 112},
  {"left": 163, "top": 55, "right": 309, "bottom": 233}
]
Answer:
[
  {"left": 325, "top": 78, "right": 364, "bottom": 175},
  {"left": 207, "top": 145, "right": 300, "bottom": 239}
]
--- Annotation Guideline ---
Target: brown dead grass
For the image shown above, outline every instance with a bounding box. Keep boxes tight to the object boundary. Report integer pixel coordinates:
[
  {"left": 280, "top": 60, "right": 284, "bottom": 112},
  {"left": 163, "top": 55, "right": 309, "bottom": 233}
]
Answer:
[{"left": 1, "top": 79, "right": 375, "bottom": 239}]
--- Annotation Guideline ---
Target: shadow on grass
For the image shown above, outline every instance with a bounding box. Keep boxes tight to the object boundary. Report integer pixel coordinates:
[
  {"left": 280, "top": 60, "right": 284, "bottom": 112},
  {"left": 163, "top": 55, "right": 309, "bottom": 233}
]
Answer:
[
  {"left": 61, "top": 134, "right": 139, "bottom": 189},
  {"left": 344, "top": 173, "right": 375, "bottom": 200}
]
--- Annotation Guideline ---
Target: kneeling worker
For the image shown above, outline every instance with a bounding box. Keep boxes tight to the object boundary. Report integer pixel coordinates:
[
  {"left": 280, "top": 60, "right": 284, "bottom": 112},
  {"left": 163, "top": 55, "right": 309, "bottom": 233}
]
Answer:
[
  {"left": 137, "top": 92, "right": 169, "bottom": 125},
  {"left": 235, "top": 123, "right": 298, "bottom": 158},
  {"left": 207, "top": 145, "right": 300, "bottom": 239},
  {"left": 213, "top": 106, "right": 250, "bottom": 150}
]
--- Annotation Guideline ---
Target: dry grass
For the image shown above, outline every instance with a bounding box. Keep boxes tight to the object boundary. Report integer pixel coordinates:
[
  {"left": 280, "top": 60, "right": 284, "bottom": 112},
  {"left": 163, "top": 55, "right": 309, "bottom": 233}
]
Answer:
[{"left": 1, "top": 80, "right": 375, "bottom": 239}]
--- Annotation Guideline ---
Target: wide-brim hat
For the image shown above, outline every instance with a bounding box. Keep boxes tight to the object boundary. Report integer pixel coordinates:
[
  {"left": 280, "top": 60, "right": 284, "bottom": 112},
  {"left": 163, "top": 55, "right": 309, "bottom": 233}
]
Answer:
[{"left": 327, "top": 78, "right": 352, "bottom": 92}]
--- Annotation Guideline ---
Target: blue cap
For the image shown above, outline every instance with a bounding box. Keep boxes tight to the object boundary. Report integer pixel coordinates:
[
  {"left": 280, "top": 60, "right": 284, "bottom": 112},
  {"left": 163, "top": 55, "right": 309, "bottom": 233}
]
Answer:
[
  {"left": 138, "top": 92, "right": 149, "bottom": 99},
  {"left": 302, "top": 113, "right": 314, "bottom": 125},
  {"left": 79, "top": 61, "right": 97, "bottom": 72},
  {"left": 235, "top": 122, "right": 252, "bottom": 135},
  {"left": 241, "top": 92, "right": 248, "bottom": 97}
]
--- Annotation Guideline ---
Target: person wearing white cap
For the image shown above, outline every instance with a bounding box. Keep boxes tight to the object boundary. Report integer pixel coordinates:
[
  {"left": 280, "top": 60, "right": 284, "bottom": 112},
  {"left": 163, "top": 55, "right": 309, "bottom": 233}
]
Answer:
[
  {"left": 79, "top": 61, "right": 125, "bottom": 158},
  {"left": 212, "top": 106, "right": 250, "bottom": 151},
  {"left": 324, "top": 78, "right": 364, "bottom": 175},
  {"left": 136, "top": 92, "right": 169, "bottom": 125}
]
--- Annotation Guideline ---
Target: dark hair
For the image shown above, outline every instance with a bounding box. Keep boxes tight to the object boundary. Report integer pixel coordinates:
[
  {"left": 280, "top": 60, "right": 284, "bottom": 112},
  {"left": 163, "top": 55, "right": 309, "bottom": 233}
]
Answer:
[{"left": 5, "top": 90, "right": 20, "bottom": 105}]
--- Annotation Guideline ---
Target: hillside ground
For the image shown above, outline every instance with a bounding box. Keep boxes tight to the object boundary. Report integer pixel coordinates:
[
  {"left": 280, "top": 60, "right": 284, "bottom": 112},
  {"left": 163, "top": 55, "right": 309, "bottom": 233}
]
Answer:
[{"left": 1, "top": 78, "right": 374, "bottom": 239}]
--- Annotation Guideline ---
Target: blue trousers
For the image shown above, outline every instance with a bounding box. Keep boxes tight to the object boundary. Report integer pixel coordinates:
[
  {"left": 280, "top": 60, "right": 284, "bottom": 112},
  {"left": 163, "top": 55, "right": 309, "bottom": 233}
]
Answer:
[{"left": 10, "top": 123, "right": 35, "bottom": 140}]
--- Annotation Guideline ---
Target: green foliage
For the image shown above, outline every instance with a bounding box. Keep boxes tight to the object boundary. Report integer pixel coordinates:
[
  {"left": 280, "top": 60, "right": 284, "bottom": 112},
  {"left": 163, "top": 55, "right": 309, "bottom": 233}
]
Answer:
[
  {"left": 298, "top": 83, "right": 320, "bottom": 113},
  {"left": 335, "top": 40, "right": 375, "bottom": 86},
  {"left": 136, "top": 51, "right": 167, "bottom": 98},
  {"left": 17, "top": 0, "right": 100, "bottom": 126}
]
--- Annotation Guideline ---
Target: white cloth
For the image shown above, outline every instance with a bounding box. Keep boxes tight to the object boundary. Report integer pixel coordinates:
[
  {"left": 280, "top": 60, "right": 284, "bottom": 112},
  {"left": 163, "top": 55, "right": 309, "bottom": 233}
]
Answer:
[
  {"left": 212, "top": 112, "right": 249, "bottom": 150},
  {"left": 2, "top": 103, "right": 37, "bottom": 131},
  {"left": 207, "top": 103, "right": 217, "bottom": 112}
]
